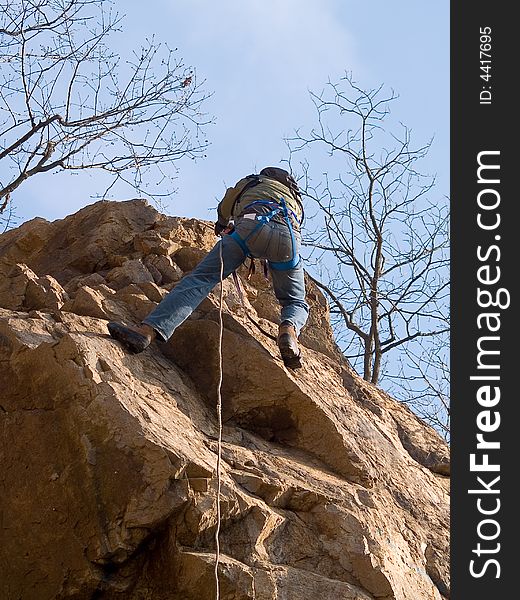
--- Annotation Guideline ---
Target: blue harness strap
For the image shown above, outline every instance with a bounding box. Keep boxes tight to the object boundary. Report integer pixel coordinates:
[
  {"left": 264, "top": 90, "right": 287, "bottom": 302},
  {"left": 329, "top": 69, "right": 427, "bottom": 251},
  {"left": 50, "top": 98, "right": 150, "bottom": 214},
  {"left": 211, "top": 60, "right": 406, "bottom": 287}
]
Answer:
[
  {"left": 229, "top": 229, "right": 251, "bottom": 256},
  {"left": 269, "top": 254, "right": 301, "bottom": 270},
  {"left": 228, "top": 197, "right": 301, "bottom": 270}
]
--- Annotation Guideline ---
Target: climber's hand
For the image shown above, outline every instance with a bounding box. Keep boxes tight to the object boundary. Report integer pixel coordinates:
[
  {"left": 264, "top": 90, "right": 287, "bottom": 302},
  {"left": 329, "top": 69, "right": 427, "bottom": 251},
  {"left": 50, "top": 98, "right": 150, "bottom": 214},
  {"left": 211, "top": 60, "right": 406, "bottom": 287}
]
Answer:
[
  {"left": 214, "top": 222, "right": 234, "bottom": 237},
  {"left": 214, "top": 222, "right": 226, "bottom": 236}
]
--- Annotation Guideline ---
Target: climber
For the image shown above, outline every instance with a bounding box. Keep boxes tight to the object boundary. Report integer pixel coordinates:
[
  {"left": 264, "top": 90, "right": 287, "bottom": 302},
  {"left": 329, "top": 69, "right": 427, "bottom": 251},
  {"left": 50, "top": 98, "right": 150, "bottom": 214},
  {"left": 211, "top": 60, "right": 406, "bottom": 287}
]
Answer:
[{"left": 107, "top": 167, "right": 309, "bottom": 369}]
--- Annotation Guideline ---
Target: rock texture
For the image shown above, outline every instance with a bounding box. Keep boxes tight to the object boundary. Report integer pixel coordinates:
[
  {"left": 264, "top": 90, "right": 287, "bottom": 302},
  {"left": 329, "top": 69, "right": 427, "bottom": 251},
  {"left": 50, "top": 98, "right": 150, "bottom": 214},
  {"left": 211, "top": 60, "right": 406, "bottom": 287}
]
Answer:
[{"left": 0, "top": 200, "right": 450, "bottom": 600}]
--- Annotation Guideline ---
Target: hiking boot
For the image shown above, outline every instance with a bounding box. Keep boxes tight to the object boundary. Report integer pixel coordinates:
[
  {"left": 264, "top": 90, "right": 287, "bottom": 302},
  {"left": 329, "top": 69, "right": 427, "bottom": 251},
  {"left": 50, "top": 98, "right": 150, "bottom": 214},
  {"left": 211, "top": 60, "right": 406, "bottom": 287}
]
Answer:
[
  {"left": 277, "top": 321, "right": 302, "bottom": 369},
  {"left": 107, "top": 322, "right": 155, "bottom": 354}
]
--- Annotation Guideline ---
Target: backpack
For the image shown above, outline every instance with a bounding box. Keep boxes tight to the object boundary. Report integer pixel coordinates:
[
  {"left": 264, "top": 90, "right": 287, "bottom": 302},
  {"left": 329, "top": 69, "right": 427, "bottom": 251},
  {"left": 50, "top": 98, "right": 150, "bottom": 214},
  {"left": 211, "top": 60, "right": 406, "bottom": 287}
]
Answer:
[{"left": 259, "top": 167, "right": 302, "bottom": 204}]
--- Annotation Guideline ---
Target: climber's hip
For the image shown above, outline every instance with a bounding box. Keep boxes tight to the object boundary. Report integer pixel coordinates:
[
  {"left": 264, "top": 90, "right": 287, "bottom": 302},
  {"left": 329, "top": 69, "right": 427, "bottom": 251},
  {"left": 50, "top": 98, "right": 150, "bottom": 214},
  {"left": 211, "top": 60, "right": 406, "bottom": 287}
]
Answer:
[{"left": 233, "top": 216, "right": 300, "bottom": 265}]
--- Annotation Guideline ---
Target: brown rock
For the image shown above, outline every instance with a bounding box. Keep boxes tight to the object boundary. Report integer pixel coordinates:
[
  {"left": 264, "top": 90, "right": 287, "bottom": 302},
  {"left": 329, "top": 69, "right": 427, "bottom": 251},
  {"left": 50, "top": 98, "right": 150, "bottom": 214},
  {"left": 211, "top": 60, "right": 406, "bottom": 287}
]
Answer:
[
  {"left": 143, "top": 253, "right": 183, "bottom": 284},
  {"left": 64, "top": 272, "right": 106, "bottom": 296},
  {"left": 136, "top": 281, "right": 168, "bottom": 304},
  {"left": 141, "top": 257, "right": 163, "bottom": 284},
  {"left": 0, "top": 263, "right": 69, "bottom": 313},
  {"left": 154, "top": 216, "right": 216, "bottom": 253},
  {"left": 0, "top": 201, "right": 450, "bottom": 600},
  {"left": 25, "top": 274, "right": 69, "bottom": 311},
  {"left": 0, "top": 263, "right": 38, "bottom": 310},
  {"left": 0, "top": 217, "right": 53, "bottom": 267},
  {"left": 114, "top": 284, "right": 157, "bottom": 322},
  {"left": 105, "top": 259, "right": 155, "bottom": 290},
  {"left": 0, "top": 199, "right": 159, "bottom": 283},
  {"left": 133, "top": 229, "right": 176, "bottom": 256},
  {"left": 61, "top": 284, "right": 129, "bottom": 321},
  {"left": 173, "top": 246, "right": 209, "bottom": 272}
]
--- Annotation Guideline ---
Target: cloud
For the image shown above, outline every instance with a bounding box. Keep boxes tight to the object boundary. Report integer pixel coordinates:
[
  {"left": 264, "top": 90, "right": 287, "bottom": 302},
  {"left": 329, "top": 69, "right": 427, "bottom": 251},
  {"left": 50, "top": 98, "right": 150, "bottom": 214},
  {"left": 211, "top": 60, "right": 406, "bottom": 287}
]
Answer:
[{"left": 168, "top": 0, "right": 359, "bottom": 93}]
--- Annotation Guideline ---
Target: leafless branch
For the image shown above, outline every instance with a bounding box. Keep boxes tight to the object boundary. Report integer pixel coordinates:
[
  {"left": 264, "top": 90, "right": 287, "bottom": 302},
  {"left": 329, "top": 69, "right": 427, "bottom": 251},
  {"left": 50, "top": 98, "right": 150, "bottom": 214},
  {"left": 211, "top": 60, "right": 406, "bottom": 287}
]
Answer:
[
  {"left": 1, "top": 0, "right": 211, "bottom": 210},
  {"left": 288, "top": 73, "right": 450, "bottom": 435}
]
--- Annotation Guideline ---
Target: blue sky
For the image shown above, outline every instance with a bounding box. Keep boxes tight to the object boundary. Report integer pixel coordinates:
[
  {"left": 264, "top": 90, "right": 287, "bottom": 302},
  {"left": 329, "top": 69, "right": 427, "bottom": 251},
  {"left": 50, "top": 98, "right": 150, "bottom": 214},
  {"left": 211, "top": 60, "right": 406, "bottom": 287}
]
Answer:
[{"left": 13, "top": 0, "right": 449, "bottom": 225}]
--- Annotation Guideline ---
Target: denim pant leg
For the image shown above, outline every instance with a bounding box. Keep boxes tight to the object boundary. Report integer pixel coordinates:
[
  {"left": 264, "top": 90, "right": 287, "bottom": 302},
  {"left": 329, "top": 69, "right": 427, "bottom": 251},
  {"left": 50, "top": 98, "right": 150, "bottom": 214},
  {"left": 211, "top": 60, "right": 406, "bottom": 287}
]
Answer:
[
  {"left": 143, "top": 235, "right": 246, "bottom": 340},
  {"left": 269, "top": 261, "right": 309, "bottom": 336}
]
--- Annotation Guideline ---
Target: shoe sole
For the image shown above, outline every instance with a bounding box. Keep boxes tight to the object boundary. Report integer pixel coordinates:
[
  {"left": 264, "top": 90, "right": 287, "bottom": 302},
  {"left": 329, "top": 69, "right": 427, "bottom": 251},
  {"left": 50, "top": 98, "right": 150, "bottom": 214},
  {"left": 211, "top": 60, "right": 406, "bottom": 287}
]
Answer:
[
  {"left": 278, "top": 335, "right": 303, "bottom": 370},
  {"left": 282, "top": 354, "right": 303, "bottom": 370},
  {"left": 107, "top": 322, "right": 150, "bottom": 354}
]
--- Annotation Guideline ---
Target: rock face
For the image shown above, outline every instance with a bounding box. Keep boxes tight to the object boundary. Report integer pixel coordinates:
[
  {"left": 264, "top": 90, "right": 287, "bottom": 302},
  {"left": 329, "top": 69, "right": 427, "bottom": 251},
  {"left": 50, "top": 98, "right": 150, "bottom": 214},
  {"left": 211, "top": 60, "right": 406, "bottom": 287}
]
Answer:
[{"left": 0, "top": 200, "right": 450, "bottom": 600}]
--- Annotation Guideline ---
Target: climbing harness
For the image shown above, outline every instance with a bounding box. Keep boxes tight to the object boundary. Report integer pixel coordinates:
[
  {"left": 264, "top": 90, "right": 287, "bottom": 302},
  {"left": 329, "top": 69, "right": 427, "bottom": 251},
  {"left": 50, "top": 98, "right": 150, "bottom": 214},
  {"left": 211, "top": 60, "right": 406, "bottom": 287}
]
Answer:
[
  {"left": 214, "top": 241, "right": 225, "bottom": 600},
  {"left": 229, "top": 197, "right": 301, "bottom": 271}
]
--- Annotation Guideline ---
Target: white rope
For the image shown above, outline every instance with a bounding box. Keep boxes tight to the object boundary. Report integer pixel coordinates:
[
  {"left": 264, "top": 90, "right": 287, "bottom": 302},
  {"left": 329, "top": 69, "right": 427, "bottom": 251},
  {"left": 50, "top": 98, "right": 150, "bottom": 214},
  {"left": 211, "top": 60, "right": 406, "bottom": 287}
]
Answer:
[{"left": 214, "top": 240, "right": 225, "bottom": 600}]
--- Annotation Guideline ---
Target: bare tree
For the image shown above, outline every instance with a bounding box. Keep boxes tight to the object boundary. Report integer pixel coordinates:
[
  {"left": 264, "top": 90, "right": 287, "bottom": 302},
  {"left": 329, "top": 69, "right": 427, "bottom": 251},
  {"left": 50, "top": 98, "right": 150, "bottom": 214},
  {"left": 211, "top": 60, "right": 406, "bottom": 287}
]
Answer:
[
  {"left": 393, "top": 334, "right": 450, "bottom": 441},
  {"left": 288, "top": 75, "right": 449, "bottom": 401},
  {"left": 0, "top": 0, "right": 210, "bottom": 214}
]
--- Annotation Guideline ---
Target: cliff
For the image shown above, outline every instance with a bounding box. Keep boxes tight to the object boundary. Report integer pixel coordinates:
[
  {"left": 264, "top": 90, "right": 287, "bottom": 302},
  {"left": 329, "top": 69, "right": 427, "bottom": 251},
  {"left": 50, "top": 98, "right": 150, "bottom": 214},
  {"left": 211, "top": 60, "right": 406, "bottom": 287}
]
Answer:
[{"left": 0, "top": 199, "right": 449, "bottom": 600}]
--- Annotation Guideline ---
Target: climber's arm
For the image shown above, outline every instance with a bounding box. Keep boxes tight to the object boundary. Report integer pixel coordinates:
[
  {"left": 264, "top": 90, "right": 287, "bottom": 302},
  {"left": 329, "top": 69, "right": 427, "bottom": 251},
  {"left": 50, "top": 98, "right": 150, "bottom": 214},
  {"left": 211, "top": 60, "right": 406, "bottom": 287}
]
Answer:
[{"left": 216, "top": 177, "right": 250, "bottom": 226}]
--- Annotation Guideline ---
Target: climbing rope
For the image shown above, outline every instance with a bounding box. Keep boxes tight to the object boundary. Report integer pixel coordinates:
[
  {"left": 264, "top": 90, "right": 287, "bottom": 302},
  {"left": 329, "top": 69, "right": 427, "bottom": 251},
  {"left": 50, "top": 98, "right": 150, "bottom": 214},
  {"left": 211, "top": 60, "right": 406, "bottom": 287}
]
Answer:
[
  {"left": 231, "top": 269, "right": 277, "bottom": 342},
  {"left": 213, "top": 240, "right": 225, "bottom": 600}
]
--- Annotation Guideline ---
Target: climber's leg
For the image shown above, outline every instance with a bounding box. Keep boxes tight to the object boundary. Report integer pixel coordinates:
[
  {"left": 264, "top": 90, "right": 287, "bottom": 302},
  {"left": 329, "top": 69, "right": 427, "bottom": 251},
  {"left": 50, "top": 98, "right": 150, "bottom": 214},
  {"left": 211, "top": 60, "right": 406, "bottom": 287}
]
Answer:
[
  {"left": 108, "top": 236, "right": 245, "bottom": 352},
  {"left": 142, "top": 235, "right": 245, "bottom": 340},
  {"left": 269, "top": 262, "right": 309, "bottom": 369},
  {"left": 269, "top": 261, "right": 309, "bottom": 336}
]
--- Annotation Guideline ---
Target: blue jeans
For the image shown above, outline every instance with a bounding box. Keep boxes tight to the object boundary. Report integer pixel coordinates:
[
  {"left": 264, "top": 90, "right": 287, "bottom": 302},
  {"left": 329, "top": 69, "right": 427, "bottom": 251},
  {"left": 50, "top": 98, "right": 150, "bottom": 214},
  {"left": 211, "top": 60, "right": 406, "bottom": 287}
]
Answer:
[{"left": 143, "top": 218, "right": 309, "bottom": 341}]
